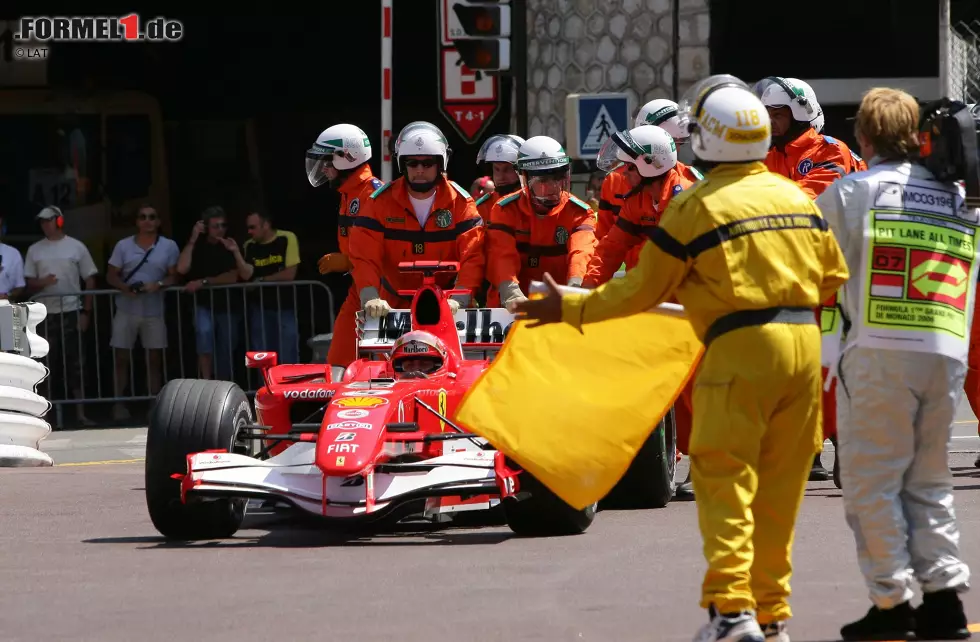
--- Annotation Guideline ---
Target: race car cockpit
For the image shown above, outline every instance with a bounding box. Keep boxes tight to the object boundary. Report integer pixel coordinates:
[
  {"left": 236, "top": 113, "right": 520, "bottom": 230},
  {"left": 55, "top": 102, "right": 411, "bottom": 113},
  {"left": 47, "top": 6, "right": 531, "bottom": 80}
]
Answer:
[{"left": 389, "top": 330, "right": 448, "bottom": 378}]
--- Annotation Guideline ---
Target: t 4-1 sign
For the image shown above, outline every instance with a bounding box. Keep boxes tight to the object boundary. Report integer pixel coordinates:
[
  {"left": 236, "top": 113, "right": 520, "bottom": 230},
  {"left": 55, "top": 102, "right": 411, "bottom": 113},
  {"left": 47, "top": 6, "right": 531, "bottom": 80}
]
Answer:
[{"left": 437, "top": 47, "right": 500, "bottom": 142}]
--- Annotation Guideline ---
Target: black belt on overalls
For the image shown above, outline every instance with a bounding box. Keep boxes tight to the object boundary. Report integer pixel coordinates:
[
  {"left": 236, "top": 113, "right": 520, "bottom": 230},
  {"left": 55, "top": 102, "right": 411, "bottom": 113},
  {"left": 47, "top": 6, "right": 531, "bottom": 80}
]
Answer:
[{"left": 702, "top": 306, "right": 817, "bottom": 349}]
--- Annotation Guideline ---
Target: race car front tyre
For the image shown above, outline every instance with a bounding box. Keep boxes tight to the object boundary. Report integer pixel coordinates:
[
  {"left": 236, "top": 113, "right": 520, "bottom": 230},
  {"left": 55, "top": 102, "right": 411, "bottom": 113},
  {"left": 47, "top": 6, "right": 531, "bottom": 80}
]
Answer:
[
  {"left": 611, "top": 407, "right": 677, "bottom": 508},
  {"left": 145, "top": 379, "right": 253, "bottom": 540},
  {"left": 503, "top": 472, "right": 597, "bottom": 537}
]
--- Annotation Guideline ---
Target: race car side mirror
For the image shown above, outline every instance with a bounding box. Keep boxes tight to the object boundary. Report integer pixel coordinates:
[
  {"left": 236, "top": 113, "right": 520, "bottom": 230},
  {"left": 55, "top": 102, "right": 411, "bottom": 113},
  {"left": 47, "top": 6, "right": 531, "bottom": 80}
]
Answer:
[{"left": 245, "top": 351, "right": 278, "bottom": 369}]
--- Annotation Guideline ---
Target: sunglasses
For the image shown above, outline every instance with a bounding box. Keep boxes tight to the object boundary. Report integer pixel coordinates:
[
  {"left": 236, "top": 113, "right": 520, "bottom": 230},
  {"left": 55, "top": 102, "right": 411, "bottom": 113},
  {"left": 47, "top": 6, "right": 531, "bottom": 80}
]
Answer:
[
  {"left": 137, "top": 213, "right": 158, "bottom": 221},
  {"left": 405, "top": 159, "right": 438, "bottom": 169}
]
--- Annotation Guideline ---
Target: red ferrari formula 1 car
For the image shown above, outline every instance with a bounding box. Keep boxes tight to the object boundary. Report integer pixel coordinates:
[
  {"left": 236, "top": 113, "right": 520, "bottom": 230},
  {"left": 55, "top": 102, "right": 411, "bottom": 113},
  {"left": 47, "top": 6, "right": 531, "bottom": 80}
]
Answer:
[{"left": 144, "top": 262, "right": 677, "bottom": 541}]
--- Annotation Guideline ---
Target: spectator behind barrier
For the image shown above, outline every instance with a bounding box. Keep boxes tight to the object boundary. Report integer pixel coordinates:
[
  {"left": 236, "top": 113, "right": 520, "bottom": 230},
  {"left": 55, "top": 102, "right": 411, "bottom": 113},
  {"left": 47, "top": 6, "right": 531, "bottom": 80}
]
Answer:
[
  {"left": 0, "top": 213, "right": 25, "bottom": 302},
  {"left": 225, "top": 210, "right": 300, "bottom": 365},
  {"left": 104, "top": 205, "right": 179, "bottom": 422},
  {"left": 24, "top": 206, "right": 97, "bottom": 427},
  {"left": 176, "top": 206, "right": 241, "bottom": 381}
]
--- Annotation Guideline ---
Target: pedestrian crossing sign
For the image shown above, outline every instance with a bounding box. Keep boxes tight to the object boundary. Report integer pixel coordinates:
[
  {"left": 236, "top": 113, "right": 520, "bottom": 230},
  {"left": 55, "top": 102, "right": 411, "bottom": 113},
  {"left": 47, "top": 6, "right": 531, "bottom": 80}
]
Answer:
[{"left": 565, "top": 93, "right": 630, "bottom": 160}]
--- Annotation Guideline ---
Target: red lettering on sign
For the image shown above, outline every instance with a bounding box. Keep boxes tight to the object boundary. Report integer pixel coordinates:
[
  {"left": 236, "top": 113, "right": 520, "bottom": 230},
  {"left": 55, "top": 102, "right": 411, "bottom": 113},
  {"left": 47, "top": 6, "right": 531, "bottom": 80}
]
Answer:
[{"left": 872, "top": 246, "right": 907, "bottom": 272}]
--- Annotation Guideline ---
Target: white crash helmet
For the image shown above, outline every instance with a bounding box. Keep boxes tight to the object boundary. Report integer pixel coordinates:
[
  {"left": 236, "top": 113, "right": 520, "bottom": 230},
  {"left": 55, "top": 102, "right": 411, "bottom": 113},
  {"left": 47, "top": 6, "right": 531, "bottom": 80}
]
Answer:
[
  {"left": 759, "top": 76, "right": 819, "bottom": 125},
  {"left": 515, "top": 136, "right": 571, "bottom": 209},
  {"left": 477, "top": 134, "right": 526, "bottom": 164},
  {"left": 516, "top": 135, "right": 570, "bottom": 172},
  {"left": 634, "top": 99, "right": 689, "bottom": 143},
  {"left": 754, "top": 77, "right": 823, "bottom": 132},
  {"left": 786, "top": 78, "right": 824, "bottom": 132},
  {"left": 679, "top": 74, "right": 771, "bottom": 163},
  {"left": 597, "top": 125, "right": 677, "bottom": 178},
  {"left": 394, "top": 121, "right": 451, "bottom": 172},
  {"left": 305, "top": 124, "right": 372, "bottom": 187}
]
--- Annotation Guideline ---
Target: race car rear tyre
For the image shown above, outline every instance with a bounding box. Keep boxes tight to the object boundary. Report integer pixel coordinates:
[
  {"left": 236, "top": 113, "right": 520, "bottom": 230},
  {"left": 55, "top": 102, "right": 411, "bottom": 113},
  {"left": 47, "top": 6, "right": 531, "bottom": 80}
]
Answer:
[
  {"left": 612, "top": 407, "right": 677, "bottom": 508},
  {"left": 503, "top": 472, "right": 597, "bottom": 537},
  {"left": 145, "top": 379, "right": 253, "bottom": 541}
]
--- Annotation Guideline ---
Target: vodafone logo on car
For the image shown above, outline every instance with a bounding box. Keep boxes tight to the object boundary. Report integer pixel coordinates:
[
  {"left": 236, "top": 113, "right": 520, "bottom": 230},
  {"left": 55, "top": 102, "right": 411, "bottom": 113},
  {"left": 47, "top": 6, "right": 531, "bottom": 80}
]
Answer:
[
  {"left": 284, "top": 388, "right": 333, "bottom": 400},
  {"left": 336, "top": 409, "right": 369, "bottom": 419}
]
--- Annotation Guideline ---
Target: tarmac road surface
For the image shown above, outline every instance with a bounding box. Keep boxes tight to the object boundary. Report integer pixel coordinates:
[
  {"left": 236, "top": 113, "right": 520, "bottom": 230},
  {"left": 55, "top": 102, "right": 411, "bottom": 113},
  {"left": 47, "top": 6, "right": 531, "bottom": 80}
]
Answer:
[{"left": 1, "top": 399, "right": 979, "bottom": 642}]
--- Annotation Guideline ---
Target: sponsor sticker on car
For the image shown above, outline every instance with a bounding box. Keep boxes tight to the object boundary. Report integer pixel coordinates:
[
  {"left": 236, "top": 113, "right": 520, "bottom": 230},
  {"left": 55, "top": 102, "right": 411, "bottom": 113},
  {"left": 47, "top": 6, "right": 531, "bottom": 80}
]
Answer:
[
  {"left": 334, "top": 432, "right": 357, "bottom": 442},
  {"left": 284, "top": 388, "right": 333, "bottom": 400},
  {"left": 336, "top": 409, "right": 369, "bottom": 419},
  {"left": 334, "top": 396, "right": 389, "bottom": 409},
  {"left": 340, "top": 389, "right": 392, "bottom": 396},
  {"left": 325, "top": 421, "right": 372, "bottom": 431},
  {"left": 195, "top": 453, "right": 234, "bottom": 466}
]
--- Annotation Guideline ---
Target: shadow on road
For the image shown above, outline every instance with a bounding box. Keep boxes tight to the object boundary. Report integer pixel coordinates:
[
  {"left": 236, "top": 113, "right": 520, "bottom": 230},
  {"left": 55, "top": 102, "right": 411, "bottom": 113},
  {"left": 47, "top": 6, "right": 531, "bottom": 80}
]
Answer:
[
  {"left": 84, "top": 528, "right": 514, "bottom": 549},
  {"left": 83, "top": 511, "right": 517, "bottom": 549}
]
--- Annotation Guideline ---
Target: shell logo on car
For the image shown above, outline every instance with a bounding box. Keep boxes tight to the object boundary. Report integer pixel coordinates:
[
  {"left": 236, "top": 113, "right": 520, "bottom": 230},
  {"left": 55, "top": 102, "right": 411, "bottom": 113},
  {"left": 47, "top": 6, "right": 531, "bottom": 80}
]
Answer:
[{"left": 334, "top": 396, "right": 390, "bottom": 409}]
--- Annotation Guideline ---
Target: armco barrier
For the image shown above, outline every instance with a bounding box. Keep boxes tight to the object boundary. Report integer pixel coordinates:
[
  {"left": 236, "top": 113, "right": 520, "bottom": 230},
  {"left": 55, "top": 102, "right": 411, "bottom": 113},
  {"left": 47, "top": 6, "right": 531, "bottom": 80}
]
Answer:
[
  {"left": 0, "top": 301, "right": 53, "bottom": 467},
  {"left": 31, "top": 280, "right": 335, "bottom": 428}
]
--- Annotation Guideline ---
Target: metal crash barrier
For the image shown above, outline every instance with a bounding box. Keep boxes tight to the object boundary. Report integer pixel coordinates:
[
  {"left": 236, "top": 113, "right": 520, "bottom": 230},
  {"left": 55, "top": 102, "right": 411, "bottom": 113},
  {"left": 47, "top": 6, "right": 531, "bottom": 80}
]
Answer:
[
  {"left": 0, "top": 300, "right": 53, "bottom": 466},
  {"left": 31, "top": 281, "right": 335, "bottom": 429}
]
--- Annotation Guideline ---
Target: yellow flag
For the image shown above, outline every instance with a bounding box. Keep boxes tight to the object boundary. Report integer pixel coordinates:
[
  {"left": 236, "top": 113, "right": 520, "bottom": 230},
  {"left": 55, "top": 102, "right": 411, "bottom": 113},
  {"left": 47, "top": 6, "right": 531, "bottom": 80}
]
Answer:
[{"left": 456, "top": 308, "right": 702, "bottom": 510}]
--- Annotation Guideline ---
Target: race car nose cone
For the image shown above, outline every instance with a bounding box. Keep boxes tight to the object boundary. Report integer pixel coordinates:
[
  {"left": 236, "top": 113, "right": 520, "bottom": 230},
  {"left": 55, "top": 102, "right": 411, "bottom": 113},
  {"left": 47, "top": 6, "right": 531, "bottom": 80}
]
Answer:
[{"left": 316, "top": 435, "right": 370, "bottom": 473}]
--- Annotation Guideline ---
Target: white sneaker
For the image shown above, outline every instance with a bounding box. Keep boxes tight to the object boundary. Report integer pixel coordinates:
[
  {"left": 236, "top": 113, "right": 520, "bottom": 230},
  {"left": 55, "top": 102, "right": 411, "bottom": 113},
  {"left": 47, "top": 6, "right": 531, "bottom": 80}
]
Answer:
[
  {"left": 761, "top": 621, "right": 790, "bottom": 642},
  {"left": 693, "top": 606, "right": 765, "bottom": 642}
]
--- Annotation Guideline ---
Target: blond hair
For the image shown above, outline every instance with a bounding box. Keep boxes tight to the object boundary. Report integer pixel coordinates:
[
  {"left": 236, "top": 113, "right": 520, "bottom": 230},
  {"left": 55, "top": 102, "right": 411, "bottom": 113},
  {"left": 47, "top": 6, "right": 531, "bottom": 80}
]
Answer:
[{"left": 855, "top": 88, "right": 920, "bottom": 160}]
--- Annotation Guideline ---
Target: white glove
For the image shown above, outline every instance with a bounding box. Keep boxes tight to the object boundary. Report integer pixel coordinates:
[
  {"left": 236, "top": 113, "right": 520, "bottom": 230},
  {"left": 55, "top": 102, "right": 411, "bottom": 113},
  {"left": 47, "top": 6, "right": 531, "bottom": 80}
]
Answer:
[
  {"left": 498, "top": 281, "right": 527, "bottom": 307},
  {"left": 364, "top": 298, "right": 391, "bottom": 319},
  {"left": 448, "top": 294, "right": 469, "bottom": 316},
  {"left": 567, "top": 276, "right": 584, "bottom": 288},
  {"left": 359, "top": 287, "right": 391, "bottom": 319}
]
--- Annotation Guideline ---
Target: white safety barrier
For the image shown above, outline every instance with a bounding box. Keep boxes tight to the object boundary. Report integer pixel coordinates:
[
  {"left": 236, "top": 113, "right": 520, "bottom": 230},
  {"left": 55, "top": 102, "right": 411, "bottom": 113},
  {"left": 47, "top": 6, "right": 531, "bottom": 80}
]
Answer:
[{"left": 0, "top": 301, "right": 52, "bottom": 467}]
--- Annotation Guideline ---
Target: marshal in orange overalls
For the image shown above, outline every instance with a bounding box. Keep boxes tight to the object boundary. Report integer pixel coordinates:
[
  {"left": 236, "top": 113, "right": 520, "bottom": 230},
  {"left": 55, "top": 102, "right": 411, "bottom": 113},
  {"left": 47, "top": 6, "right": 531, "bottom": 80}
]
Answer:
[
  {"left": 323, "top": 165, "right": 385, "bottom": 368},
  {"left": 348, "top": 175, "right": 485, "bottom": 309},
  {"left": 486, "top": 190, "right": 596, "bottom": 300}
]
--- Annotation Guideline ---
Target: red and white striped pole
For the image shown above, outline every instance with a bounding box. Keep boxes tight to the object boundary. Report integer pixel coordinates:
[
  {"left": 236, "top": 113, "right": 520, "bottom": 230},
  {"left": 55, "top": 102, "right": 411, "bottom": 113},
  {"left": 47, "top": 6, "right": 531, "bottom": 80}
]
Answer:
[{"left": 381, "top": 0, "right": 393, "bottom": 182}]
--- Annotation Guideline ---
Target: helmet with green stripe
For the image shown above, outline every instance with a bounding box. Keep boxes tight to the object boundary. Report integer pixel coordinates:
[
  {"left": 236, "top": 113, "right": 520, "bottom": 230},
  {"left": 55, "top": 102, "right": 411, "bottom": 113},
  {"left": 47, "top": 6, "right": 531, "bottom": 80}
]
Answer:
[
  {"left": 306, "top": 123, "right": 372, "bottom": 187},
  {"left": 635, "top": 99, "right": 689, "bottom": 144},
  {"left": 597, "top": 125, "right": 677, "bottom": 178},
  {"left": 516, "top": 136, "right": 571, "bottom": 212}
]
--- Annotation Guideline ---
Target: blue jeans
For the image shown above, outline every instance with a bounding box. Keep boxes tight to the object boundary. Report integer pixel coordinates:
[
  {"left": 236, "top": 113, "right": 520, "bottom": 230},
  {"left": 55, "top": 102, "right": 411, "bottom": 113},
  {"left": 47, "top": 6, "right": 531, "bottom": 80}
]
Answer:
[
  {"left": 194, "top": 306, "right": 240, "bottom": 380},
  {"left": 248, "top": 306, "right": 299, "bottom": 365}
]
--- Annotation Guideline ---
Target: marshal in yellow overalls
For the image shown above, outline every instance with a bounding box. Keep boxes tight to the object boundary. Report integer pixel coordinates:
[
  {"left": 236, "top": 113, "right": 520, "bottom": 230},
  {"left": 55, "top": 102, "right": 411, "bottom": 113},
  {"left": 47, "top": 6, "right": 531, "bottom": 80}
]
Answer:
[{"left": 560, "top": 162, "right": 849, "bottom": 623}]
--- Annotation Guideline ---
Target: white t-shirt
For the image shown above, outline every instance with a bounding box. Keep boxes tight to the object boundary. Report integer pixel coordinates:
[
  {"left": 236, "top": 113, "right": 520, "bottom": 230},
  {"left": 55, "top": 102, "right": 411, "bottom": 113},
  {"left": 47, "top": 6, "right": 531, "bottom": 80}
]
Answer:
[
  {"left": 24, "top": 236, "right": 99, "bottom": 314},
  {"left": 409, "top": 193, "right": 436, "bottom": 227},
  {"left": 0, "top": 244, "right": 25, "bottom": 298}
]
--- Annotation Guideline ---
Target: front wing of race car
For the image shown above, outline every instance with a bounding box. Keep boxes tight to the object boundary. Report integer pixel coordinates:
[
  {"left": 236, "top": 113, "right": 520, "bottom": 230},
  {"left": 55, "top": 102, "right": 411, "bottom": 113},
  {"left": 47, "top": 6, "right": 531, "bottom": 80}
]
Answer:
[{"left": 177, "top": 443, "right": 520, "bottom": 521}]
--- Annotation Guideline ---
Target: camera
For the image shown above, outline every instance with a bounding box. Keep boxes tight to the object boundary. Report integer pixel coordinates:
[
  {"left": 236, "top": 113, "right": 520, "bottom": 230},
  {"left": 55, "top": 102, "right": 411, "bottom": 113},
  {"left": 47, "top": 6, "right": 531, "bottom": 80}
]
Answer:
[
  {"left": 918, "top": 99, "right": 980, "bottom": 205},
  {"left": 130, "top": 281, "right": 145, "bottom": 294}
]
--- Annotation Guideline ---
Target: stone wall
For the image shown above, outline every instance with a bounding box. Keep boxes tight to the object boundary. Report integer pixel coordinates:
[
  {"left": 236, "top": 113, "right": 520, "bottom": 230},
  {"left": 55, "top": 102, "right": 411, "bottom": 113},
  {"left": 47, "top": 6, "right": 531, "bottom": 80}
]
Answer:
[{"left": 524, "top": 0, "right": 711, "bottom": 140}]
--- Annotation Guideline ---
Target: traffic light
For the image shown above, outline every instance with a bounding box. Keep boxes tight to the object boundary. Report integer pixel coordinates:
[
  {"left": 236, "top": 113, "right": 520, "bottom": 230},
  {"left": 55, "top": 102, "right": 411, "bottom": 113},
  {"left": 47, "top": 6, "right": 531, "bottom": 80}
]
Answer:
[{"left": 451, "top": 0, "right": 511, "bottom": 72}]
